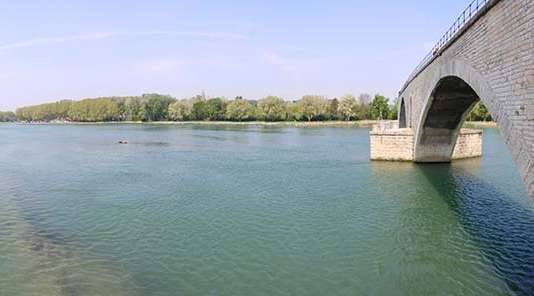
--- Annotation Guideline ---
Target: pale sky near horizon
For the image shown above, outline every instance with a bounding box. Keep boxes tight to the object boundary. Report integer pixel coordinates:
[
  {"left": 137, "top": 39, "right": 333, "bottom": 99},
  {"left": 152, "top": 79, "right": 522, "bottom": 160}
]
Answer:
[{"left": 0, "top": 0, "right": 472, "bottom": 111}]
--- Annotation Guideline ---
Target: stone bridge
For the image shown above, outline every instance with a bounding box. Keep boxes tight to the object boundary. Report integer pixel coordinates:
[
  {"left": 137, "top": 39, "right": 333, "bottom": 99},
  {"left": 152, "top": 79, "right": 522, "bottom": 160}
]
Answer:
[{"left": 398, "top": 0, "right": 533, "bottom": 197}]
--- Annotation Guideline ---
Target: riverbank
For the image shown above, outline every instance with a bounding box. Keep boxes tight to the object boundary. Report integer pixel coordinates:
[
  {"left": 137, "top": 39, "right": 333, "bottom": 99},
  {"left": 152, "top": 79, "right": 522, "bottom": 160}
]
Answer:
[
  {"left": 16, "top": 120, "right": 380, "bottom": 128},
  {"left": 11, "top": 120, "right": 498, "bottom": 128},
  {"left": 462, "top": 121, "right": 497, "bottom": 128}
]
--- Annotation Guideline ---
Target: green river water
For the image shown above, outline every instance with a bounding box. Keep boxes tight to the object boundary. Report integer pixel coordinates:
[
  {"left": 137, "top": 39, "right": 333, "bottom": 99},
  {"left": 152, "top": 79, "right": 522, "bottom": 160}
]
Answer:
[{"left": 0, "top": 124, "right": 532, "bottom": 295}]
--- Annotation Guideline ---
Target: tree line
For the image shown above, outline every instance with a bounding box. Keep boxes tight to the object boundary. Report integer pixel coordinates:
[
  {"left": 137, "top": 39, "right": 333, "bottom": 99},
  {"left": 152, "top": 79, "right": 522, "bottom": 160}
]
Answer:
[
  {"left": 10, "top": 93, "right": 492, "bottom": 123},
  {"left": 13, "top": 93, "right": 396, "bottom": 122}
]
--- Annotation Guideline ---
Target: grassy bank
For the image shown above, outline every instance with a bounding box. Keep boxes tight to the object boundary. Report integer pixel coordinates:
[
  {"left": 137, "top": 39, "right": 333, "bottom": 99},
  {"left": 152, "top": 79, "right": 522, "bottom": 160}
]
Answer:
[{"left": 463, "top": 121, "right": 497, "bottom": 128}]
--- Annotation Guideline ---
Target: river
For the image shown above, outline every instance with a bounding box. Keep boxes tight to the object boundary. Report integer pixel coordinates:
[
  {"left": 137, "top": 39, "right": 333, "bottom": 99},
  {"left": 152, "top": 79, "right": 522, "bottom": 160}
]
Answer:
[{"left": 0, "top": 124, "right": 533, "bottom": 295}]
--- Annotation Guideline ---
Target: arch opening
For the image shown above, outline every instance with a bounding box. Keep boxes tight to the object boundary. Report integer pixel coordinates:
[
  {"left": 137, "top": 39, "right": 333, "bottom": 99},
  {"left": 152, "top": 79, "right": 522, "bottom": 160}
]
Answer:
[
  {"left": 415, "top": 76, "right": 480, "bottom": 162},
  {"left": 399, "top": 98, "right": 407, "bottom": 128}
]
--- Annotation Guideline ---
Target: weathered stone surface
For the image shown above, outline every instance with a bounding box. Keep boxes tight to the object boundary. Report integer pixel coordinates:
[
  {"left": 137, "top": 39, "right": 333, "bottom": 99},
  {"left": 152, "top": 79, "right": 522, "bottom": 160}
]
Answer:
[
  {"left": 398, "top": 0, "right": 534, "bottom": 197},
  {"left": 370, "top": 128, "right": 414, "bottom": 161},
  {"left": 452, "top": 129, "right": 484, "bottom": 159},
  {"left": 370, "top": 129, "right": 482, "bottom": 161}
]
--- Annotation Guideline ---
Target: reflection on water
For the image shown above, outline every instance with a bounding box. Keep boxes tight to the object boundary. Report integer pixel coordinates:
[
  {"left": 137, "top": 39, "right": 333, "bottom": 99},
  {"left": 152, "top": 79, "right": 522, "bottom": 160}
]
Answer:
[
  {"left": 0, "top": 124, "right": 532, "bottom": 295},
  {"left": 0, "top": 180, "right": 138, "bottom": 295},
  {"left": 419, "top": 164, "right": 534, "bottom": 295}
]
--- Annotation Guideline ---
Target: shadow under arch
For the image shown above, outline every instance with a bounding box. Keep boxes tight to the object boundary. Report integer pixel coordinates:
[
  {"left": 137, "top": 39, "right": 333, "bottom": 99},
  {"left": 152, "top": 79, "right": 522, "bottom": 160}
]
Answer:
[
  {"left": 418, "top": 163, "right": 534, "bottom": 295},
  {"left": 399, "top": 98, "right": 407, "bottom": 128},
  {"left": 415, "top": 75, "right": 479, "bottom": 162}
]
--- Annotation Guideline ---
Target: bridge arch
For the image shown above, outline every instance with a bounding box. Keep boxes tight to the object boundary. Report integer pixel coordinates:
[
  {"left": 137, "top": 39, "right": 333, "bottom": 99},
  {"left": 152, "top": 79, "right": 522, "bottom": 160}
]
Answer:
[
  {"left": 413, "top": 58, "right": 498, "bottom": 162},
  {"left": 415, "top": 76, "right": 479, "bottom": 161},
  {"left": 397, "top": 0, "right": 533, "bottom": 197}
]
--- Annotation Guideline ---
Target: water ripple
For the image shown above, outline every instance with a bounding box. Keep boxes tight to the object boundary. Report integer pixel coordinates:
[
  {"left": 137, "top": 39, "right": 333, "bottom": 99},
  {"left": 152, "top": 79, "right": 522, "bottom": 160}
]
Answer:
[{"left": 0, "top": 125, "right": 532, "bottom": 295}]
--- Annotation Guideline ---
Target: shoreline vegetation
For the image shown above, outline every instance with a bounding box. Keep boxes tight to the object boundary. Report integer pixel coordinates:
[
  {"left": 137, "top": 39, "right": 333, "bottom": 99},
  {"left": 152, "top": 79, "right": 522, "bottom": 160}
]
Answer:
[
  {"left": 18, "top": 120, "right": 379, "bottom": 127},
  {"left": 3, "top": 120, "right": 497, "bottom": 129},
  {"left": 3, "top": 92, "right": 493, "bottom": 126}
]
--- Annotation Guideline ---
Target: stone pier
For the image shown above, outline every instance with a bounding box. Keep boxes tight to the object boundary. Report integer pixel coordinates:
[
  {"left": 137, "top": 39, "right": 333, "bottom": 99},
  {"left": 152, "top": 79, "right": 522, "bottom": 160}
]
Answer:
[{"left": 370, "top": 125, "right": 482, "bottom": 162}]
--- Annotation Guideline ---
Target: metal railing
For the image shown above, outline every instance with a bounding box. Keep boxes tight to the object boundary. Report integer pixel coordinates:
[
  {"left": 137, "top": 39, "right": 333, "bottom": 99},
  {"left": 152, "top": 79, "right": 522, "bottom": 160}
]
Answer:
[{"left": 401, "top": 0, "right": 491, "bottom": 92}]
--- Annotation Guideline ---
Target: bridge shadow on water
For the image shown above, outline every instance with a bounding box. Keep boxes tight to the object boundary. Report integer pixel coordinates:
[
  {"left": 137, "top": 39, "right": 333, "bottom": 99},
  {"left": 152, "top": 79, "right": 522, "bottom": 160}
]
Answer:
[{"left": 418, "top": 163, "right": 534, "bottom": 295}]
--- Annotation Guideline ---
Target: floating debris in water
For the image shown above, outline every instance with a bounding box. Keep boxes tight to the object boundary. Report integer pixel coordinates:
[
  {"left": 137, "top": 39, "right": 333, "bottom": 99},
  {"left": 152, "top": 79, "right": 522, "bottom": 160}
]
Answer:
[{"left": 118, "top": 140, "right": 129, "bottom": 144}]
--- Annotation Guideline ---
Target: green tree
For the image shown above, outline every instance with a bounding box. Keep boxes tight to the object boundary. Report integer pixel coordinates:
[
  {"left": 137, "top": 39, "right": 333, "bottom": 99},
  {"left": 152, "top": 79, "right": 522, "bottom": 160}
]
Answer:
[
  {"left": 67, "top": 98, "right": 120, "bottom": 122},
  {"left": 124, "top": 97, "right": 146, "bottom": 121},
  {"left": 369, "top": 94, "right": 390, "bottom": 120},
  {"left": 467, "top": 102, "right": 492, "bottom": 121},
  {"left": 257, "top": 96, "right": 287, "bottom": 121},
  {"left": 297, "top": 95, "right": 328, "bottom": 121},
  {"left": 206, "top": 98, "right": 226, "bottom": 121},
  {"left": 357, "top": 104, "right": 370, "bottom": 120},
  {"left": 15, "top": 100, "right": 73, "bottom": 121},
  {"left": 113, "top": 98, "right": 127, "bottom": 120},
  {"left": 328, "top": 98, "right": 340, "bottom": 120},
  {"left": 338, "top": 94, "right": 359, "bottom": 121},
  {"left": 168, "top": 100, "right": 192, "bottom": 121},
  {"left": 388, "top": 98, "right": 399, "bottom": 120},
  {"left": 191, "top": 100, "right": 208, "bottom": 120},
  {"left": 143, "top": 94, "right": 176, "bottom": 121},
  {"left": 286, "top": 101, "right": 302, "bottom": 121},
  {"left": 225, "top": 98, "right": 255, "bottom": 121}
]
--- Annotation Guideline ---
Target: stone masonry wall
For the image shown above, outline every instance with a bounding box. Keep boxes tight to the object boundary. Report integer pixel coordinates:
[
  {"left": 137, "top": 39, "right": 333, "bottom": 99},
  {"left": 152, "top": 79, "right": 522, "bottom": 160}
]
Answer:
[
  {"left": 370, "top": 129, "right": 414, "bottom": 161},
  {"left": 452, "top": 129, "right": 483, "bottom": 159},
  {"left": 370, "top": 129, "right": 482, "bottom": 161}
]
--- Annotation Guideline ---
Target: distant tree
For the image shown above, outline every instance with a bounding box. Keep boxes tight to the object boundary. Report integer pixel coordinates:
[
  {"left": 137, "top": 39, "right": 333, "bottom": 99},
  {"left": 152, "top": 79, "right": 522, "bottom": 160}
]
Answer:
[
  {"left": 191, "top": 100, "right": 208, "bottom": 120},
  {"left": 143, "top": 94, "right": 176, "bottom": 121},
  {"left": 67, "top": 98, "right": 120, "bottom": 122},
  {"left": 124, "top": 97, "right": 146, "bottom": 121},
  {"left": 248, "top": 99, "right": 258, "bottom": 107},
  {"left": 358, "top": 104, "right": 371, "bottom": 120},
  {"left": 15, "top": 100, "right": 73, "bottom": 121},
  {"left": 338, "top": 94, "right": 360, "bottom": 121},
  {"left": 168, "top": 100, "right": 192, "bottom": 121},
  {"left": 286, "top": 101, "right": 302, "bottom": 121},
  {"left": 67, "top": 100, "right": 87, "bottom": 121},
  {"left": 369, "top": 94, "right": 390, "bottom": 120},
  {"left": 12, "top": 91, "right": 420, "bottom": 123},
  {"left": 467, "top": 102, "right": 492, "bottom": 121},
  {"left": 225, "top": 98, "right": 255, "bottom": 121},
  {"left": 15, "top": 108, "right": 27, "bottom": 121},
  {"left": 55, "top": 100, "right": 73, "bottom": 120},
  {"left": 206, "top": 98, "right": 226, "bottom": 121},
  {"left": 328, "top": 98, "right": 340, "bottom": 120},
  {"left": 257, "top": 96, "right": 287, "bottom": 121},
  {"left": 297, "top": 95, "right": 328, "bottom": 121},
  {"left": 113, "top": 98, "right": 127, "bottom": 120},
  {"left": 388, "top": 98, "right": 399, "bottom": 120},
  {"left": 0, "top": 111, "right": 16, "bottom": 122}
]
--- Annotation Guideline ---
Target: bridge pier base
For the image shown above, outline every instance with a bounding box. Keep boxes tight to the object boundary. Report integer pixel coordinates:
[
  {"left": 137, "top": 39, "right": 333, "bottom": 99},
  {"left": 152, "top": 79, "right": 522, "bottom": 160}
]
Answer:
[{"left": 370, "top": 126, "right": 482, "bottom": 162}]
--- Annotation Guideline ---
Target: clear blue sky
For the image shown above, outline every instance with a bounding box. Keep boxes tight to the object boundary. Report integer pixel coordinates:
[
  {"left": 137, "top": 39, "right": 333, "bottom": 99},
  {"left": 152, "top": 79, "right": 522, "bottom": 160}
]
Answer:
[{"left": 0, "top": 0, "right": 471, "bottom": 110}]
